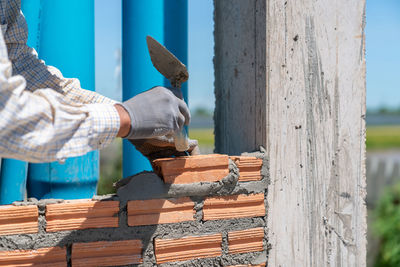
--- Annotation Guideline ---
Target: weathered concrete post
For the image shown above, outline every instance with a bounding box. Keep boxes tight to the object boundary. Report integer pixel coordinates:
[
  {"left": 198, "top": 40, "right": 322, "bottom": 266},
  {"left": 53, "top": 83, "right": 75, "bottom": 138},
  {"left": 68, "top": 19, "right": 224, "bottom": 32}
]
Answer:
[{"left": 214, "top": 0, "right": 367, "bottom": 265}]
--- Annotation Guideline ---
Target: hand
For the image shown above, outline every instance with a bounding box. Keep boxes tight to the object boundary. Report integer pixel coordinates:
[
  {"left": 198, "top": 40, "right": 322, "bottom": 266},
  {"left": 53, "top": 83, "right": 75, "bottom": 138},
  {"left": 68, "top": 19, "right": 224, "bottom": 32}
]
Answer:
[
  {"left": 118, "top": 86, "right": 190, "bottom": 139},
  {"left": 130, "top": 135, "right": 200, "bottom": 162}
]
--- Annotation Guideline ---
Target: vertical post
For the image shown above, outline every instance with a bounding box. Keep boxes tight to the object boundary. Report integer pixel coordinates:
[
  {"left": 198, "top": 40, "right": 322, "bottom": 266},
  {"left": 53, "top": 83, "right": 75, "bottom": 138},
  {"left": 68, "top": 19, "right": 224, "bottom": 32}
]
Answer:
[
  {"left": 27, "top": 0, "right": 98, "bottom": 199},
  {"left": 0, "top": 0, "right": 42, "bottom": 204},
  {"left": 214, "top": 1, "right": 266, "bottom": 154},
  {"left": 122, "top": 0, "right": 164, "bottom": 177},
  {"left": 122, "top": 0, "right": 188, "bottom": 177},
  {"left": 164, "top": 0, "right": 188, "bottom": 104},
  {"left": 21, "top": 0, "right": 41, "bottom": 49},
  {"left": 0, "top": 159, "right": 28, "bottom": 204},
  {"left": 214, "top": 0, "right": 367, "bottom": 265}
]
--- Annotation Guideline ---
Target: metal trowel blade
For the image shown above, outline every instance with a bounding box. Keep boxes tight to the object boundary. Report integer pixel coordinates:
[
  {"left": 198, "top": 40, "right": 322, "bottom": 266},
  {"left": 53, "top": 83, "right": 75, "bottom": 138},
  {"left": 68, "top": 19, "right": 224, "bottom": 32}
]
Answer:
[{"left": 146, "top": 36, "right": 188, "bottom": 85}]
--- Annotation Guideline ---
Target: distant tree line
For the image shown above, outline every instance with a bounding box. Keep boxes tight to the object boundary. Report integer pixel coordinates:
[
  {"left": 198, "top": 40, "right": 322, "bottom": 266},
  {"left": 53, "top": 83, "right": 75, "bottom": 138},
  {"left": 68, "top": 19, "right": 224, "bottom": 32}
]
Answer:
[
  {"left": 192, "top": 107, "right": 213, "bottom": 117},
  {"left": 367, "top": 106, "right": 400, "bottom": 115}
]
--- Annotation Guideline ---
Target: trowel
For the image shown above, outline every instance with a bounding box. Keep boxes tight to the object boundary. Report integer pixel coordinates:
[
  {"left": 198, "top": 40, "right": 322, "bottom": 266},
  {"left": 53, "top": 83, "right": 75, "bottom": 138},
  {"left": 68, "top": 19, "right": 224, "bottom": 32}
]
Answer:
[{"left": 146, "top": 35, "right": 190, "bottom": 152}]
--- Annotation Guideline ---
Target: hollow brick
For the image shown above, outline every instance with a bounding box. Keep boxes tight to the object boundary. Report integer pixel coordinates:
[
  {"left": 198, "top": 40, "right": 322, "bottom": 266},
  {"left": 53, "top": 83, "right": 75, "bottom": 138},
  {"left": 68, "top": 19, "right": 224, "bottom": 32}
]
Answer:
[
  {"left": 226, "top": 264, "right": 266, "bottom": 267},
  {"left": 45, "top": 199, "right": 119, "bottom": 232},
  {"left": 203, "top": 194, "right": 266, "bottom": 221},
  {"left": 228, "top": 227, "right": 265, "bottom": 254},
  {"left": 127, "top": 197, "right": 195, "bottom": 226},
  {"left": 0, "top": 246, "right": 66, "bottom": 266},
  {"left": 71, "top": 240, "right": 142, "bottom": 267},
  {"left": 152, "top": 154, "right": 229, "bottom": 184},
  {"left": 154, "top": 233, "right": 222, "bottom": 264},
  {"left": 0, "top": 205, "right": 38, "bottom": 236},
  {"left": 230, "top": 156, "right": 263, "bottom": 181}
]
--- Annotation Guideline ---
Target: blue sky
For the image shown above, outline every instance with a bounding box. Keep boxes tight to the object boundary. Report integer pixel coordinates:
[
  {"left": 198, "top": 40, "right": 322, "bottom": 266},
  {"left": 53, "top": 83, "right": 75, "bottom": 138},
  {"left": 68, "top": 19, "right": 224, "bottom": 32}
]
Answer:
[
  {"left": 95, "top": 0, "right": 122, "bottom": 102},
  {"left": 95, "top": 0, "right": 214, "bottom": 111},
  {"left": 366, "top": 0, "right": 400, "bottom": 110},
  {"left": 95, "top": 0, "right": 400, "bottom": 111}
]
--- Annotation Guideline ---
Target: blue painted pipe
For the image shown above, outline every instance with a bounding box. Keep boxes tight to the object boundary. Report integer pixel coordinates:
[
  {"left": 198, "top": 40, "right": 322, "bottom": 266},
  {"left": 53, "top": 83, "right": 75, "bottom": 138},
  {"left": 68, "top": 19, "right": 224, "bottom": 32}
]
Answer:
[
  {"left": 122, "top": 0, "right": 164, "bottom": 177},
  {"left": 0, "top": 0, "right": 42, "bottom": 204},
  {"left": 122, "top": 0, "right": 188, "bottom": 178},
  {"left": 25, "top": 0, "right": 99, "bottom": 199},
  {"left": 164, "top": 0, "right": 188, "bottom": 104},
  {"left": 0, "top": 159, "right": 28, "bottom": 204},
  {"left": 21, "top": 0, "right": 41, "bottom": 49}
]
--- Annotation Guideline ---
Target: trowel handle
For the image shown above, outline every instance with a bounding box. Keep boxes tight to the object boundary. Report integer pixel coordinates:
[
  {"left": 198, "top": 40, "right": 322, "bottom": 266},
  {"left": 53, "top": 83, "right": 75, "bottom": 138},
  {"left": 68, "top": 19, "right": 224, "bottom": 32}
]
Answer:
[{"left": 174, "top": 128, "right": 189, "bottom": 152}]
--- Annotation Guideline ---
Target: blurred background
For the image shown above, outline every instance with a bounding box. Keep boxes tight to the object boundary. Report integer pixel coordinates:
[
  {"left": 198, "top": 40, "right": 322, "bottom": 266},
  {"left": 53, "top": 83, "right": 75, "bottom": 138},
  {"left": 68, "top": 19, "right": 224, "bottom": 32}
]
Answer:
[
  {"left": 364, "top": 1, "right": 400, "bottom": 266},
  {"left": 95, "top": 1, "right": 399, "bottom": 266}
]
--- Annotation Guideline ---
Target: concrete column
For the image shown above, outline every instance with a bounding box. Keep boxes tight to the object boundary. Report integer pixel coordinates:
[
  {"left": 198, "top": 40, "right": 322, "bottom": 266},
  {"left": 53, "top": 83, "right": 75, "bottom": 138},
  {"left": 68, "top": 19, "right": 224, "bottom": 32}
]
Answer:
[{"left": 214, "top": 0, "right": 366, "bottom": 265}]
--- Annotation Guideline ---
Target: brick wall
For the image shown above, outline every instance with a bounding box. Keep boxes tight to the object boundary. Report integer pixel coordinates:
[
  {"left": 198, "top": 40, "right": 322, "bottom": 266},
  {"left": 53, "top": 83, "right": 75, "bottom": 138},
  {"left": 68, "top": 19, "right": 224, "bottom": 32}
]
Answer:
[{"left": 0, "top": 152, "right": 268, "bottom": 266}]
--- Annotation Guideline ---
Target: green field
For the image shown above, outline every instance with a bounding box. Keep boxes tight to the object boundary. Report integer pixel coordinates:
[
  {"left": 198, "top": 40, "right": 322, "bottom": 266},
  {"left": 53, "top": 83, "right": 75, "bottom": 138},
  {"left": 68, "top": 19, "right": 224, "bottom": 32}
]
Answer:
[
  {"left": 367, "top": 126, "right": 400, "bottom": 150},
  {"left": 188, "top": 128, "right": 214, "bottom": 147},
  {"left": 189, "top": 127, "right": 400, "bottom": 151}
]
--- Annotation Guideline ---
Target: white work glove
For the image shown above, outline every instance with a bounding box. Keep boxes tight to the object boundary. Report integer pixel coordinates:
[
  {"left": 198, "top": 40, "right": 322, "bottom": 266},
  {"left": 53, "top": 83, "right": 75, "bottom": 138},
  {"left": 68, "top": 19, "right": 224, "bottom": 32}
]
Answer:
[{"left": 121, "top": 86, "right": 190, "bottom": 139}]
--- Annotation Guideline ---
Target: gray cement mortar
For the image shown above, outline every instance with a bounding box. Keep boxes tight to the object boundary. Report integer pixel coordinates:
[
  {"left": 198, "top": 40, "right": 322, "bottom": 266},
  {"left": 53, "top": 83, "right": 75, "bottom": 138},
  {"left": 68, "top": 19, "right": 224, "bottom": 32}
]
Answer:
[{"left": 0, "top": 149, "right": 269, "bottom": 267}]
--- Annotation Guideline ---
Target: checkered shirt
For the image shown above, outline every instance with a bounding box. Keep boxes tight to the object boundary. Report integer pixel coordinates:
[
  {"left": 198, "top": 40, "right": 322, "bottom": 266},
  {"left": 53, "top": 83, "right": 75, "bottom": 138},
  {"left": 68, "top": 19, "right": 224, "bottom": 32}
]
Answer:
[{"left": 0, "top": 0, "right": 120, "bottom": 163}]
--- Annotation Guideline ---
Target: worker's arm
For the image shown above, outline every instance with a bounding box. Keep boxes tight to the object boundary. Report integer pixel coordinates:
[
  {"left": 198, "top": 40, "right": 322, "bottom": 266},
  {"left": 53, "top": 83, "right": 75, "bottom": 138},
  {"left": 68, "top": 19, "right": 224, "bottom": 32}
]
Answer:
[
  {"left": 0, "top": 25, "right": 120, "bottom": 162},
  {"left": 0, "top": 4, "right": 198, "bottom": 162},
  {"left": 4, "top": 8, "right": 114, "bottom": 105}
]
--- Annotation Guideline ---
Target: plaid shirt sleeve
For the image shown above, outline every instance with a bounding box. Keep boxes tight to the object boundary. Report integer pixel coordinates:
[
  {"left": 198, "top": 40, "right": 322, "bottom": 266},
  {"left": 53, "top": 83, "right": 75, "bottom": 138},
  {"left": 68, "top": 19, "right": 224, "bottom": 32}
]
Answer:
[
  {"left": 4, "top": 2, "right": 116, "bottom": 105},
  {"left": 0, "top": 1, "right": 120, "bottom": 163}
]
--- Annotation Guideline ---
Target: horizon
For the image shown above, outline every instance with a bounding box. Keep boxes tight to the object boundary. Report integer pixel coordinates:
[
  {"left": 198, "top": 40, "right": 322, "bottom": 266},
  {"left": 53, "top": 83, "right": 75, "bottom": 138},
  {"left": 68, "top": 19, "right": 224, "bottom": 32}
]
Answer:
[{"left": 95, "top": 0, "right": 400, "bottom": 113}]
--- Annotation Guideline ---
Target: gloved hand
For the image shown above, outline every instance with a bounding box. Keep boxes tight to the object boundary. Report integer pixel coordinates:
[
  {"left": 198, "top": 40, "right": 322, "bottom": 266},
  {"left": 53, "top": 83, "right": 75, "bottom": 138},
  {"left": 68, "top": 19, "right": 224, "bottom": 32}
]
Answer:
[
  {"left": 129, "top": 135, "right": 200, "bottom": 162},
  {"left": 121, "top": 86, "right": 190, "bottom": 139}
]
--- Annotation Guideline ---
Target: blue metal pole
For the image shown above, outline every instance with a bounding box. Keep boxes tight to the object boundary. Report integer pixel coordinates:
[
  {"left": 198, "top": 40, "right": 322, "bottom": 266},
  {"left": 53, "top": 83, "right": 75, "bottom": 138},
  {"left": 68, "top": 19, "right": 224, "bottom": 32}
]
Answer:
[
  {"left": 0, "top": 159, "right": 28, "bottom": 204},
  {"left": 0, "top": 0, "right": 41, "bottom": 205},
  {"left": 164, "top": 0, "right": 188, "bottom": 104},
  {"left": 26, "top": 0, "right": 98, "bottom": 199},
  {"left": 21, "top": 0, "right": 41, "bottom": 49},
  {"left": 122, "top": 0, "right": 165, "bottom": 177}
]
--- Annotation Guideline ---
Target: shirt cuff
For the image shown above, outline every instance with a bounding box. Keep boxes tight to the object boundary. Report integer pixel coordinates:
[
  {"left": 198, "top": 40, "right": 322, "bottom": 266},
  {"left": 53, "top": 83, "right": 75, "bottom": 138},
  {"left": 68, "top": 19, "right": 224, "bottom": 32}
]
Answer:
[{"left": 86, "top": 103, "right": 120, "bottom": 149}]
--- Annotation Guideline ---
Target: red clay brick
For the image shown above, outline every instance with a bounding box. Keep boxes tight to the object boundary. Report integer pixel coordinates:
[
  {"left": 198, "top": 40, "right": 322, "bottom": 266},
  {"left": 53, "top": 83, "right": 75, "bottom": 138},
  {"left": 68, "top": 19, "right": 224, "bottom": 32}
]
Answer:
[
  {"left": 152, "top": 154, "right": 229, "bottom": 184},
  {"left": 154, "top": 233, "right": 222, "bottom": 264},
  {"left": 127, "top": 197, "right": 195, "bottom": 226},
  {"left": 45, "top": 199, "right": 119, "bottom": 232},
  {"left": 71, "top": 240, "right": 142, "bottom": 267},
  {"left": 226, "top": 264, "right": 266, "bottom": 267},
  {"left": 203, "top": 194, "right": 265, "bottom": 221},
  {"left": 228, "top": 227, "right": 264, "bottom": 254},
  {"left": 0, "top": 205, "right": 38, "bottom": 236},
  {"left": 230, "top": 156, "right": 263, "bottom": 181},
  {"left": 0, "top": 246, "right": 66, "bottom": 267}
]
